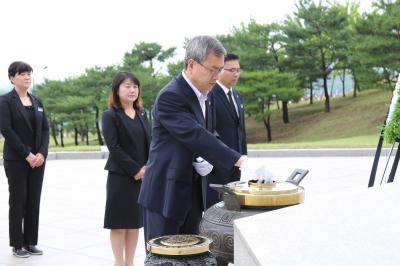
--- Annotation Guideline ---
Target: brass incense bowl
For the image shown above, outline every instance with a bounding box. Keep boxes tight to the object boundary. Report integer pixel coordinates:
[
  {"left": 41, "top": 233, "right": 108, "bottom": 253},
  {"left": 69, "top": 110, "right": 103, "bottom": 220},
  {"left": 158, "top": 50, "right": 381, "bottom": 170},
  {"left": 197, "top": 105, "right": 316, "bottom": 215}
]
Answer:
[
  {"left": 226, "top": 180, "right": 305, "bottom": 207},
  {"left": 147, "top": 235, "right": 212, "bottom": 256}
]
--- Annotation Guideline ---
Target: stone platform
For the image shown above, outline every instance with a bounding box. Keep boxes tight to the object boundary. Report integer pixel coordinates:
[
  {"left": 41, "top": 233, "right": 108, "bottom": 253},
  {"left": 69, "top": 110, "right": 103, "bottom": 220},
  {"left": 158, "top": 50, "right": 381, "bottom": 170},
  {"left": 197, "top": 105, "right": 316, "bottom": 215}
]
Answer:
[{"left": 234, "top": 159, "right": 400, "bottom": 266}]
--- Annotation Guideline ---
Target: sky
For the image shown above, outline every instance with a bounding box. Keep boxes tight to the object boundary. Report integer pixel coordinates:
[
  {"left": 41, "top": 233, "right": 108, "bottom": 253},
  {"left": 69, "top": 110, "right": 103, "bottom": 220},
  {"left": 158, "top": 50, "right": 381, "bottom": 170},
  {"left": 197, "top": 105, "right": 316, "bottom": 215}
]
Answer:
[{"left": 0, "top": 0, "right": 374, "bottom": 90}]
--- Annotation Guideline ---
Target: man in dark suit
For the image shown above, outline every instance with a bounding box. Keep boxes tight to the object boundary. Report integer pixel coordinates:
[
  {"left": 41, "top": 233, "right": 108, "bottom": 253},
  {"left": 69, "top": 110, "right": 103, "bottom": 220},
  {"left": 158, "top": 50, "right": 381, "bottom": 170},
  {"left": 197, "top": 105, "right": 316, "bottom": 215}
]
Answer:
[
  {"left": 206, "top": 53, "right": 247, "bottom": 208},
  {"left": 138, "top": 36, "right": 248, "bottom": 242}
]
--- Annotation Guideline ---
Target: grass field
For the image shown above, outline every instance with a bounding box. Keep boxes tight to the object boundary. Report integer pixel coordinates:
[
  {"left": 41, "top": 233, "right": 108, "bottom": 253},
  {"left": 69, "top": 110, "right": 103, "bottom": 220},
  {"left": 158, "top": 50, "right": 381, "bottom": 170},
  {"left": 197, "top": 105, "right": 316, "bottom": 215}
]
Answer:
[
  {"left": 246, "top": 89, "right": 392, "bottom": 148},
  {"left": 0, "top": 137, "right": 100, "bottom": 153},
  {"left": 0, "top": 89, "right": 393, "bottom": 152}
]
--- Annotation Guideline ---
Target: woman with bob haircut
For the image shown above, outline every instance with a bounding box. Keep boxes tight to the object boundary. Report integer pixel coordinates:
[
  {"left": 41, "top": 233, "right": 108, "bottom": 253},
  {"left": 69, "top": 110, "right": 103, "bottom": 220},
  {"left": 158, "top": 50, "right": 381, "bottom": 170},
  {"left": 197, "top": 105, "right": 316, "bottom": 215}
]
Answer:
[
  {"left": 0, "top": 61, "right": 49, "bottom": 258},
  {"left": 102, "top": 71, "right": 150, "bottom": 266}
]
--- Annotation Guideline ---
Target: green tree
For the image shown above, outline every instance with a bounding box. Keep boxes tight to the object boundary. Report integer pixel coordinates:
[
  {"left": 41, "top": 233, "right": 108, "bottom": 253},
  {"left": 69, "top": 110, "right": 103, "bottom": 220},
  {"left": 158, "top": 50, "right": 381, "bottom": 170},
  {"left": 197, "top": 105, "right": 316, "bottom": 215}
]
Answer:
[
  {"left": 123, "top": 42, "right": 177, "bottom": 112},
  {"left": 219, "top": 20, "right": 302, "bottom": 123},
  {"left": 166, "top": 60, "right": 184, "bottom": 77},
  {"left": 75, "top": 66, "right": 117, "bottom": 145},
  {"left": 283, "top": 16, "right": 320, "bottom": 104},
  {"left": 355, "top": 0, "right": 400, "bottom": 90},
  {"left": 288, "top": 0, "right": 350, "bottom": 112},
  {"left": 238, "top": 70, "right": 301, "bottom": 141},
  {"left": 124, "top": 42, "right": 175, "bottom": 75},
  {"left": 34, "top": 80, "right": 66, "bottom": 146}
]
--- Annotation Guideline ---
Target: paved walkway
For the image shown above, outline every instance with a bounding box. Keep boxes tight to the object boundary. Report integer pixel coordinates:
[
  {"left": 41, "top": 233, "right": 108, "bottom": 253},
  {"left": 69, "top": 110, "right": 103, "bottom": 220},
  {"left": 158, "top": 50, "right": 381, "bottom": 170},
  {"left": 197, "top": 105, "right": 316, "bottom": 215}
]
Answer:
[{"left": 0, "top": 156, "right": 396, "bottom": 265}]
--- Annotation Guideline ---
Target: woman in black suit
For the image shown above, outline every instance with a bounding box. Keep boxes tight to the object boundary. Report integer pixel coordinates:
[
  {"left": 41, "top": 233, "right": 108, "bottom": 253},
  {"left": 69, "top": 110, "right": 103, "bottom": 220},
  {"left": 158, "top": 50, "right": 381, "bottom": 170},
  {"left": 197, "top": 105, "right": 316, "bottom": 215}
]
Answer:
[
  {"left": 102, "top": 71, "right": 150, "bottom": 266},
  {"left": 0, "top": 61, "right": 49, "bottom": 258}
]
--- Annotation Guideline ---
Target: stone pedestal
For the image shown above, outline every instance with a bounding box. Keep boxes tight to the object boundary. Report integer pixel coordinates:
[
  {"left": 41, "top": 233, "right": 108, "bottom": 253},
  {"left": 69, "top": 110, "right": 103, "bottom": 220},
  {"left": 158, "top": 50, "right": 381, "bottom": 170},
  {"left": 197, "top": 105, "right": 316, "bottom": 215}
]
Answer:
[
  {"left": 144, "top": 252, "right": 217, "bottom": 266},
  {"left": 234, "top": 182, "right": 400, "bottom": 266}
]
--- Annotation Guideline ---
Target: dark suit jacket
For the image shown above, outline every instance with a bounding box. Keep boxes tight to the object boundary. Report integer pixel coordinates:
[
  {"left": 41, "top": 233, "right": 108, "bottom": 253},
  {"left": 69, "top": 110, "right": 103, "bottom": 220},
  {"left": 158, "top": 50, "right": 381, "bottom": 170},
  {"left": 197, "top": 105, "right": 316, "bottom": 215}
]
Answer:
[
  {"left": 102, "top": 108, "right": 151, "bottom": 177},
  {"left": 210, "top": 83, "right": 247, "bottom": 155},
  {"left": 0, "top": 89, "right": 49, "bottom": 161},
  {"left": 207, "top": 84, "right": 247, "bottom": 184},
  {"left": 138, "top": 74, "right": 241, "bottom": 221}
]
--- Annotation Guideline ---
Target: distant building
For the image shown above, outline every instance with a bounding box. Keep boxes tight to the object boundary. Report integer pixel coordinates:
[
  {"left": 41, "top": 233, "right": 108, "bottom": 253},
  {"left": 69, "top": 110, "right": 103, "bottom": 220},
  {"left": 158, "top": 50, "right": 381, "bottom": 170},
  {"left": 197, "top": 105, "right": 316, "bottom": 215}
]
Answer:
[{"left": 306, "top": 73, "right": 354, "bottom": 99}]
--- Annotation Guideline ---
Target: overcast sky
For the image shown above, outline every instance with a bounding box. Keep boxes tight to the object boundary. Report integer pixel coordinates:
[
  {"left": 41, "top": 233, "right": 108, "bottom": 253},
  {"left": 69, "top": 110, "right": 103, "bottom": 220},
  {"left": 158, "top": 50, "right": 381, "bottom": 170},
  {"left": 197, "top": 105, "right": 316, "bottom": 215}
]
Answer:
[{"left": 0, "top": 0, "right": 374, "bottom": 90}]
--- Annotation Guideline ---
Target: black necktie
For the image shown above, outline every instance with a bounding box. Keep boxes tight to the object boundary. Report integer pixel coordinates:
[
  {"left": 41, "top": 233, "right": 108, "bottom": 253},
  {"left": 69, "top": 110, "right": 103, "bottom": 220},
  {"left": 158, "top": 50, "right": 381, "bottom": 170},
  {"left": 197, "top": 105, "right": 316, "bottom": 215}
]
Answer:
[
  {"left": 205, "top": 99, "right": 212, "bottom": 131},
  {"left": 227, "top": 90, "right": 238, "bottom": 118}
]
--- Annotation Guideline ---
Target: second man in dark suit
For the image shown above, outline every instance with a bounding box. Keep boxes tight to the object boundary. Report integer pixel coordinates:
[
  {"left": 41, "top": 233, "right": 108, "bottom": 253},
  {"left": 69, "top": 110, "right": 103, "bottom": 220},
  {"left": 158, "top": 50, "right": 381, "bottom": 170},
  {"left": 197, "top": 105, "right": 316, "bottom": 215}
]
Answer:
[{"left": 206, "top": 53, "right": 247, "bottom": 208}]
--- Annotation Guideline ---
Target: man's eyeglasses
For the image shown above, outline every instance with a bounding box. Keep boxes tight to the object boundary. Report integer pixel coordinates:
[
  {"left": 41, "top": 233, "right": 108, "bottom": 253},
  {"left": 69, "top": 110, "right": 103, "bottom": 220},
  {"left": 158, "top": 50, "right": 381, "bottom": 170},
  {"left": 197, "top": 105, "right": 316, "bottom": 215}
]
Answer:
[
  {"left": 195, "top": 60, "right": 224, "bottom": 76},
  {"left": 224, "top": 68, "right": 241, "bottom": 74}
]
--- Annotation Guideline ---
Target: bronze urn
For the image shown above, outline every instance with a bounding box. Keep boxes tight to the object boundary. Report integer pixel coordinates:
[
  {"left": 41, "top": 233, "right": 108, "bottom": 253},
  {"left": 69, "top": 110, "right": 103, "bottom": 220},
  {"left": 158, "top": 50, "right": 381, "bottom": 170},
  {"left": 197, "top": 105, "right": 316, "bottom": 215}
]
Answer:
[{"left": 199, "top": 169, "right": 309, "bottom": 265}]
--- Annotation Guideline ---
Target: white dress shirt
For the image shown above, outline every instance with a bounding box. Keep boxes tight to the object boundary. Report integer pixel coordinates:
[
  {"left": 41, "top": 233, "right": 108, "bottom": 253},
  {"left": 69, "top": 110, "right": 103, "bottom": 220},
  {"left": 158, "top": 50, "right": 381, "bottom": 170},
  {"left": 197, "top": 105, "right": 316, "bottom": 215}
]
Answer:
[
  {"left": 217, "top": 80, "right": 238, "bottom": 116},
  {"left": 182, "top": 71, "right": 208, "bottom": 118}
]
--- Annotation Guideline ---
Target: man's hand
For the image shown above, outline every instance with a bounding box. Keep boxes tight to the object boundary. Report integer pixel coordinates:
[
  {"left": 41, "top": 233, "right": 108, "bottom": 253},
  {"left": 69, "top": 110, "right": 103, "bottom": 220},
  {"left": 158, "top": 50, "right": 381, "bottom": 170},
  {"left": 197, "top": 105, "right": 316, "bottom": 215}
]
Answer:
[
  {"left": 254, "top": 165, "right": 273, "bottom": 184},
  {"left": 238, "top": 157, "right": 273, "bottom": 184},
  {"left": 193, "top": 157, "right": 213, "bottom": 176},
  {"left": 134, "top": 166, "right": 146, "bottom": 180}
]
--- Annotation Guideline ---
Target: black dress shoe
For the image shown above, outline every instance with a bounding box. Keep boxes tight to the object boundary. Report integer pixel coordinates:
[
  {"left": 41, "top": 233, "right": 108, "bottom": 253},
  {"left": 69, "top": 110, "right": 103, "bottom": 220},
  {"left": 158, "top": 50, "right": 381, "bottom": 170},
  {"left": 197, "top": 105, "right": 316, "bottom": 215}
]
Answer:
[
  {"left": 24, "top": 245, "right": 43, "bottom": 255},
  {"left": 12, "top": 247, "right": 30, "bottom": 258}
]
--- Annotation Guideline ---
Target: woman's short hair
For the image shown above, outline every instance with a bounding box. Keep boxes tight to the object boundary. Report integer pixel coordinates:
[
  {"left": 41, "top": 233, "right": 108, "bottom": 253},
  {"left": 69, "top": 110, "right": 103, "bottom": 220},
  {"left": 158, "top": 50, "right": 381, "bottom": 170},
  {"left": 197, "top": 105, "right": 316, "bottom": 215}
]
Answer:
[
  {"left": 108, "top": 71, "right": 143, "bottom": 110},
  {"left": 8, "top": 61, "right": 33, "bottom": 81}
]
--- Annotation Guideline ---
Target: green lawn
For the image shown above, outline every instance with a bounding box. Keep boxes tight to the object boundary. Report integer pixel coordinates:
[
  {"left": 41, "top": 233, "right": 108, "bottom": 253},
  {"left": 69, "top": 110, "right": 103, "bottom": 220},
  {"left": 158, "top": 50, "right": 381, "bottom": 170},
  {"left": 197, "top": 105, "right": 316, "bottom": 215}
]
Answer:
[
  {"left": 246, "top": 89, "right": 392, "bottom": 146},
  {"left": 248, "top": 134, "right": 387, "bottom": 149},
  {"left": 0, "top": 137, "right": 100, "bottom": 154}
]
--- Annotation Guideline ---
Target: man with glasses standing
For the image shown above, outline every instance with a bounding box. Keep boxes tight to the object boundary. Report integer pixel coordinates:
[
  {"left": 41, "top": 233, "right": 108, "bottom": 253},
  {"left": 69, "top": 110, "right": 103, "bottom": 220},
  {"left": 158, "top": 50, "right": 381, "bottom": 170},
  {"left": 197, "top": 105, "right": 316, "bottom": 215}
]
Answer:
[
  {"left": 138, "top": 36, "right": 250, "bottom": 242},
  {"left": 206, "top": 54, "right": 247, "bottom": 208}
]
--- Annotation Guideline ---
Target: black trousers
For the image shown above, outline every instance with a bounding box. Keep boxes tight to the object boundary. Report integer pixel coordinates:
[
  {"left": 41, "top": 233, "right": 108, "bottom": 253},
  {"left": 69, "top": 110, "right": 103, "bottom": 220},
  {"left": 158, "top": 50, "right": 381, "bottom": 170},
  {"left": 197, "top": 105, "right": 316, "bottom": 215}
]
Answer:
[
  {"left": 143, "top": 178, "right": 203, "bottom": 243},
  {"left": 4, "top": 160, "right": 45, "bottom": 248},
  {"left": 143, "top": 206, "right": 202, "bottom": 243}
]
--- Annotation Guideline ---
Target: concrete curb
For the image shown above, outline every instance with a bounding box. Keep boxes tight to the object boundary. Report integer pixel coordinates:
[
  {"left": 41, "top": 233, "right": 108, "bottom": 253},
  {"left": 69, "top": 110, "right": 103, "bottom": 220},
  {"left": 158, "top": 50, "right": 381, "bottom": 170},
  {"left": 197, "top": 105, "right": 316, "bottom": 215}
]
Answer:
[
  {"left": 47, "top": 151, "right": 109, "bottom": 160},
  {"left": 0, "top": 148, "right": 395, "bottom": 166},
  {"left": 248, "top": 148, "right": 396, "bottom": 157}
]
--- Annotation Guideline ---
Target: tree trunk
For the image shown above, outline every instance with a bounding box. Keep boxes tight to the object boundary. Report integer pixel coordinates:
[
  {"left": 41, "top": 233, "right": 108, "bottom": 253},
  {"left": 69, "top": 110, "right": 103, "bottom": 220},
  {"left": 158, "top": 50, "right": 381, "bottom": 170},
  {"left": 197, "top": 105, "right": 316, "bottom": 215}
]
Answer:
[
  {"left": 60, "top": 124, "right": 64, "bottom": 147},
  {"left": 323, "top": 74, "right": 330, "bottom": 112},
  {"left": 309, "top": 81, "right": 314, "bottom": 104},
  {"left": 74, "top": 127, "right": 79, "bottom": 146},
  {"left": 95, "top": 107, "right": 104, "bottom": 145},
  {"left": 319, "top": 46, "right": 330, "bottom": 112},
  {"left": 80, "top": 127, "right": 85, "bottom": 142},
  {"left": 86, "top": 124, "right": 90, "bottom": 146},
  {"left": 282, "top": 101, "right": 289, "bottom": 124},
  {"left": 263, "top": 116, "right": 272, "bottom": 142},
  {"left": 353, "top": 83, "right": 357, "bottom": 97},
  {"left": 49, "top": 115, "right": 59, "bottom": 146},
  {"left": 263, "top": 99, "right": 272, "bottom": 142},
  {"left": 341, "top": 69, "right": 346, "bottom": 97},
  {"left": 351, "top": 68, "right": 358, "bottom": 98}
]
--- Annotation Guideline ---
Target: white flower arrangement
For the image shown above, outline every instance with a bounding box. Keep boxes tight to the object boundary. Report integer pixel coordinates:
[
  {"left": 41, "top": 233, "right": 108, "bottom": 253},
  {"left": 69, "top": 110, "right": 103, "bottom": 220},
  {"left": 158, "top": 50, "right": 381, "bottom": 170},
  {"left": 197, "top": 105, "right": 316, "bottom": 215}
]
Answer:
[{"left": 384, "top": 74, "right": 400, "bottom": 143}]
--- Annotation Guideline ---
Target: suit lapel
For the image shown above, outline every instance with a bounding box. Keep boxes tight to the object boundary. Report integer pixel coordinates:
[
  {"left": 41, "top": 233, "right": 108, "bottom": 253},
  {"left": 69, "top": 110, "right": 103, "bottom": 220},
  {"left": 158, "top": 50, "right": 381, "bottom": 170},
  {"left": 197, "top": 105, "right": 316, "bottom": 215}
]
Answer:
[
  {"left": 233, "top": 90, "right": 243, "bottom": 121},
  {"left": 31, "top": 95, "right": 42, "bottom": 133},
  {"left": 214, "top": 85, "right": 238, "bottom": 122},
  {"left": 176, "top": 75, "right": 206, "bottom": 127},
  {"left": 11, "top": 89, "right": 33, "bottom": 131},
  {"left": 116, "top": 109, "right": 151, "bottom": 148},
  {"left": 137, "top": 109, "right": 151, "bottom": 148}
]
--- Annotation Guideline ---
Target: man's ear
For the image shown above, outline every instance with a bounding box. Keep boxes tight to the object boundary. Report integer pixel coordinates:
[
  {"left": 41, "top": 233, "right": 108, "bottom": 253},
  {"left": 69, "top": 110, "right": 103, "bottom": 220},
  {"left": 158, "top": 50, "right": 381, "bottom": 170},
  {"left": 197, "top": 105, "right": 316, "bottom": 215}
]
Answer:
[{"left": 187, "top": 59, "right": 195, "bottom": 72}]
